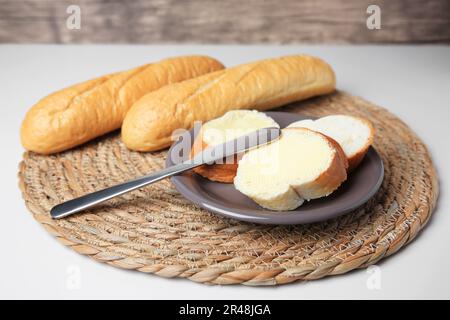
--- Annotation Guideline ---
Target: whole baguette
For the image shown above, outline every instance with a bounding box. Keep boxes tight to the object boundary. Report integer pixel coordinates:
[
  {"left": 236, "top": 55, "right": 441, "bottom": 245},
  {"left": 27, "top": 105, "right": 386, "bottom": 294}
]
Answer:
[
  {"left": 21, "top": 55, "right": 224, "bottom": 154},
  {"left": 122, "top": 55, "right": 335, "bottom": 152}
]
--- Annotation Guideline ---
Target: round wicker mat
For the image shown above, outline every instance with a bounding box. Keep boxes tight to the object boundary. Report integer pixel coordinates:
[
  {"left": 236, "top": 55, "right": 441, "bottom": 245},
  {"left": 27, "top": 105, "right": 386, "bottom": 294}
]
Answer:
[{"left": 18, "top": 92, "right": 438, "bottom": 285}]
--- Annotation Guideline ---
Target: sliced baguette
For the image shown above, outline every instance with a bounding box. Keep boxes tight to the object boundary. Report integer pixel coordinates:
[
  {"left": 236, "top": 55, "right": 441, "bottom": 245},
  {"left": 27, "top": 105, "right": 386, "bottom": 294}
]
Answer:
[
  {"left": 287, "top": 115, "right": 375, "bottom": 171},
  {"left": 190, "top": 110, "right": 279, "bottom": 183},
  {"left": 234, "top": 128, "right": 348, "bottom": 211}
]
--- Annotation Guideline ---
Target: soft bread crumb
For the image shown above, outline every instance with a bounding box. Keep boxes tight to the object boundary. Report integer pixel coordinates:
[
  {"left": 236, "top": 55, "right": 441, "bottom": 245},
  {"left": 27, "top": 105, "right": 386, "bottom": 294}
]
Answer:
[
  {"left": 202, "top": 110, "right": 280, "bottom": 146},
  {"left": 288, "top": 115, "right": 374, "bottom": 171}
]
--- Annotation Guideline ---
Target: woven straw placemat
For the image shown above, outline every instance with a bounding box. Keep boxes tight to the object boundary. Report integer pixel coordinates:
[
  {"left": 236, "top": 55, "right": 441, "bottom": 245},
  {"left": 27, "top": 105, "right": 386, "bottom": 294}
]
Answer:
[{"left": 18, "top": 91, "right": 438, "bottom": 285}]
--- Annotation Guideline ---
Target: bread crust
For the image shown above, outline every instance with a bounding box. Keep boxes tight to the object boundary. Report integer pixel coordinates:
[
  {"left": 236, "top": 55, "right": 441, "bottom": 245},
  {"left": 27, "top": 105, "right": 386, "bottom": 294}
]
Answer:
[
  {"left": 122, "top": 55, "right": 336, "bottom": 152},
  {"left": 20, "top": 56, "right": 224, "bottom": 154},
  {"left": 189, "top": 131, "right": 238, "bottom": 183}
]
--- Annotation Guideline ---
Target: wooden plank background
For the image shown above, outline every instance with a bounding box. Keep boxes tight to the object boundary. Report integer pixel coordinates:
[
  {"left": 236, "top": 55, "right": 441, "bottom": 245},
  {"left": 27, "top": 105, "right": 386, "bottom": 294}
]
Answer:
[{"left": 0, "top": 0, "right": 449, "bottom": 44}]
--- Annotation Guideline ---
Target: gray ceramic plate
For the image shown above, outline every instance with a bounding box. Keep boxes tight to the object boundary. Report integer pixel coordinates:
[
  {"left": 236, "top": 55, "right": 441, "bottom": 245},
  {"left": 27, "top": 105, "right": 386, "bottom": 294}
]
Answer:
[{"left": 166, "top": 112, "right": 384, "bottom": 225}]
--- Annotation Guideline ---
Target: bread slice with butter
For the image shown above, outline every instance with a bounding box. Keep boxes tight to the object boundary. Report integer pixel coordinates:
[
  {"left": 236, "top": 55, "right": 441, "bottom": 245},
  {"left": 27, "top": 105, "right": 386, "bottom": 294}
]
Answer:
[
  {"left": 190, "top": 110, "right": 280, "bottom": 182},
  {"left": 234, "top": 128, "right": 348, "bottom": 211},
  {"left": 287, "top": 115, "right": 375, "bottom": 171}
]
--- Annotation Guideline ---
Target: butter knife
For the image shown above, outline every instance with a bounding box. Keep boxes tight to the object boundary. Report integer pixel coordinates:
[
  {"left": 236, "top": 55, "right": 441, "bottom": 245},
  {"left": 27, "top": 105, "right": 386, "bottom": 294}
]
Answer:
[{"left": 50, "top": 127, "right": 281, "bottom": 219}]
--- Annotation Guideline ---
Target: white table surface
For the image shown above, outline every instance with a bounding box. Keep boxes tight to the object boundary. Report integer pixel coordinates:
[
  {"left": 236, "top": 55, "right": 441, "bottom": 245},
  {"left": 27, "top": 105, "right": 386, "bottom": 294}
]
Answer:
[{"left": 0, "top": 45, "right": 449, "bottom": 300}]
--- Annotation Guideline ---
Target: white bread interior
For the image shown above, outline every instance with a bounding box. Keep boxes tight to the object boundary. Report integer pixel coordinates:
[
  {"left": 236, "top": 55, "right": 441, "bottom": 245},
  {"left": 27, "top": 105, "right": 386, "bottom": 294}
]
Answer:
[
  {"left": 201, "top": 110, "right": 279, "bottom": 146},
  {"left": 234, "top": 128, "right": 348, "bottom": 211},
  {"left": 191, "top": 110, "right": 279, "bottom": 183},
  {"left": 287, "top": 115, "right": 374, "bottom": 171}
]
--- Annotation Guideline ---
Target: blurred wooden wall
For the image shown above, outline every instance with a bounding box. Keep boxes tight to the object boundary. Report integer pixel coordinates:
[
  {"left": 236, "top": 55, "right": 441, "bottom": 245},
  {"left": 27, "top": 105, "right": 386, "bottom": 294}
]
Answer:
[{"left": 0, "top": 0, "right": 449, "bottom": 43}]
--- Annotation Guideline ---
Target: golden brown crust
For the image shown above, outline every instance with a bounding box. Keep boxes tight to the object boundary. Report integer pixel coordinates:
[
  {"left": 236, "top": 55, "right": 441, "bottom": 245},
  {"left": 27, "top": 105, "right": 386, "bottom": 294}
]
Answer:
[
  {"left": 122, "top": 55, "right": 336, "bottom": 152},
  {"left": 189, "top": 132, "right": 238, "bottom": 183},
  {"left": 348, "top": 146, "right": 369, "bottom": 172},
  {"left": 20, "top": 56, "right": 224, "bottom": 154},
  {"left": 193, "top": 161, "right": 238, "bottom": 183}
]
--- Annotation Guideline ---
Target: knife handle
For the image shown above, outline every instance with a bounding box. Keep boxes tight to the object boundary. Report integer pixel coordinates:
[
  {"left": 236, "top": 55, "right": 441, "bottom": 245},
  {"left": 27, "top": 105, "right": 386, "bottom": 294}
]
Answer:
[{"left": 50, "top": 162, "right": 198, "bottom": 219}]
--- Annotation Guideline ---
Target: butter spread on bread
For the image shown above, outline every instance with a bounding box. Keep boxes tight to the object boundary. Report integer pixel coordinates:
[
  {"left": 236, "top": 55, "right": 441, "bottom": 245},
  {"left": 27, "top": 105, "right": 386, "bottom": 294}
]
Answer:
[
  {"left": 20, "top": 55, "right": 224, "bottom": 154},
  {"left": 288, "top": 115, "right": 375, "bottom": 171},
  {"left": 190, "top": 110, "right": 279, "bottom": 183},
  {"left": 122, "top": 55, "right": 335, "bottom": 152},
  {"left": 234, "top": 128, "right": 348, "bottom": 211}
]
